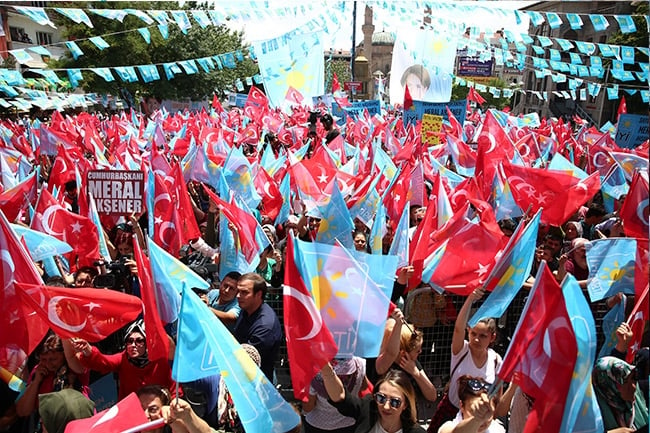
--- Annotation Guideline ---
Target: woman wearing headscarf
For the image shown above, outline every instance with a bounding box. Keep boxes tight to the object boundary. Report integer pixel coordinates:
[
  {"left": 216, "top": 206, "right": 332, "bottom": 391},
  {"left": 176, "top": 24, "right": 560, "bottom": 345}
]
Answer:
[
  {"left": 593, "top": 357, "right": 648, "bottom": 432},
  {"left": 556, "top": 237, "right": 590, "bottom": 286},
  {"left": 71, "top": 320, "right": 176, "bottom": 400}
]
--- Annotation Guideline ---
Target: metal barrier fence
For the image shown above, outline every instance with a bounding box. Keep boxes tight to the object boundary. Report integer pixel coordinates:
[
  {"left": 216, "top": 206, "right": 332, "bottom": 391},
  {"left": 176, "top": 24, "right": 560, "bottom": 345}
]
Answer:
[{"left": 267, "top": 286, "right": 611, "bottom": 422}]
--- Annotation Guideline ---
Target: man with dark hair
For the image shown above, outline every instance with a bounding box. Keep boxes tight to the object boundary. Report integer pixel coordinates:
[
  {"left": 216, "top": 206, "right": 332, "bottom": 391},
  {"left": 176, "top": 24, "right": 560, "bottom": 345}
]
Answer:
[
  {"left": 320, "top": 113, "right": 340, "bottom": 144},
  {"left": 233, "top": 273, "right": 282, "bottom": 381},
  {"left": 582, "top": 203, "right": 607, "bottom": 240},
  {"left": 207, "top": 271, "right": 242, "bottom": 331}
]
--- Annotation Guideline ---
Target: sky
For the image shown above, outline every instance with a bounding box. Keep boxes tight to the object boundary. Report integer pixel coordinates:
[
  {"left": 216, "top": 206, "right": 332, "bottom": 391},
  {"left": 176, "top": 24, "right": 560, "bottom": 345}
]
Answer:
[{"left": 226, "top": 1, "right": 537, "bottom": 50}]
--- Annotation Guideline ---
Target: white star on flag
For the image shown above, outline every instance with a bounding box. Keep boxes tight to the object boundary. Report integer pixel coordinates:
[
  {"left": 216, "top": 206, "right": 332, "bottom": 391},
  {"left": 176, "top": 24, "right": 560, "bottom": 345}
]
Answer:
[{"left": 71, "top": 221, "right": 82, "bottom": 233}]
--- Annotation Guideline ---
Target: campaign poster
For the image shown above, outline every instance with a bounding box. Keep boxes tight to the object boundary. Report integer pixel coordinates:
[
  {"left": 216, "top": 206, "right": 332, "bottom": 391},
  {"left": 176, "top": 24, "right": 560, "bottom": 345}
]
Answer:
[
  {"left": 615, "top": 114, "right": 649, "bottom": 149},
  {"left": 389, "top": 28, "right": 458, "bottom": 105},
  {"left": 87, "top": 170, "right": 145, "bottom": 215}
]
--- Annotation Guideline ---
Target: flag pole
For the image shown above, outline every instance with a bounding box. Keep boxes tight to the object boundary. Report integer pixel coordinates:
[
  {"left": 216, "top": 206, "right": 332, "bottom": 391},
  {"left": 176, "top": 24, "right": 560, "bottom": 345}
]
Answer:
[
  {"left": 625, "top": 284, "right": 649, "bottom": 326},
  {"left": 120, "top": 418, "right": 165, "bottom": 433}
]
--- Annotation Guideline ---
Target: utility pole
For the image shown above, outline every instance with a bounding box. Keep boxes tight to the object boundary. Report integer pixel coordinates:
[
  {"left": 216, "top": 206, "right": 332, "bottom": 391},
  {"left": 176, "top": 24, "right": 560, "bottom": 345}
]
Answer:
[{"left": 351, "top": 1, "right": 357, "bottom": 82}]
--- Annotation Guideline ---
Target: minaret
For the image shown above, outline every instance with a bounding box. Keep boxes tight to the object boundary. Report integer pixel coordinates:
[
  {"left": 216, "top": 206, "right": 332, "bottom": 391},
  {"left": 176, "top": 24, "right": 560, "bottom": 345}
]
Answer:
[{"left": 362, "top": 5, "right": 375, "bottom": 98}]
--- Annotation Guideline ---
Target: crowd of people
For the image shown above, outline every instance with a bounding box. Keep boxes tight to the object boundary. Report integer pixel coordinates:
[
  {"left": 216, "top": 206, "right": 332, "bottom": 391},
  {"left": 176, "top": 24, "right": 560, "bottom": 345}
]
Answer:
[{"left": 0, "top": 91, "right": 647, "bottom": 433}]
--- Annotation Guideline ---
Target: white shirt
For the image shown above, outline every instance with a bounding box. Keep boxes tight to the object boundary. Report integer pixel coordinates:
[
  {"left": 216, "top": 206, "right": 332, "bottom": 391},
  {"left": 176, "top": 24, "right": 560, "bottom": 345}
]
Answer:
[{"left": 448, "top": 341, "right": 502, "bottom": 408}]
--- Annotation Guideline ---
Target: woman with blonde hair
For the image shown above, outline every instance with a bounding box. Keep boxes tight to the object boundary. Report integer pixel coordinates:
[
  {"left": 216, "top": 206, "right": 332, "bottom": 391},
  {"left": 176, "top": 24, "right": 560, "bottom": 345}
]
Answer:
[{"left": 320, "top": 364, "right": 425, "bottom": 433}]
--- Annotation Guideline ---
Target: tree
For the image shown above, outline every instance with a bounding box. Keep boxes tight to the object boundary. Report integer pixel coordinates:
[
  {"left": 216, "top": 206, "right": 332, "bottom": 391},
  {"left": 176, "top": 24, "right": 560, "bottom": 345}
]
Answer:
[
  {"left": 51, "top": 1, "right": 258, "bottom": 102},
  {"left": 451, "top": 78, "right": 511, "bottom": 110},
  {"left": 607, "top": 2, "right": 648, "bottom": 115},
  {"left": 326, "top": 59, "right": 351, "bottom": 93}
]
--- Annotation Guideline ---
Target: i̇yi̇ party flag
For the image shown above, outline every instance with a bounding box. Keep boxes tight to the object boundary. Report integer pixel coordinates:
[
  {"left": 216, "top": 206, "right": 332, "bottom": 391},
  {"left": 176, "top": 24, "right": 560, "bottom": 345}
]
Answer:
[{"left": 173, "top": 285, "right": 301, "bottom": 433}]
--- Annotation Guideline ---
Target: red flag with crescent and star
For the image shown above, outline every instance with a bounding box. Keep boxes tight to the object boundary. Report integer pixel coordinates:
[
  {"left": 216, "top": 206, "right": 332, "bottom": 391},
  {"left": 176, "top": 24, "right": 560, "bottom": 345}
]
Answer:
[
  {"left": 498, "top": 262, "right": 577, "bottom": 433},
  {"left": 15, "top": 283, "right": 142, "bottom": 342},
  {"left": 502, "top": 162, "right": 601, "bottom": 226},
  {"left": 65, "top": 392, "right": 151, "bottom": 433},
  {"left": 0, "top": 210, "right": 49, "bottom": 377},
  {"left": 619, "top": 172, "right": 649, "bottom": 239},
  {"left": 30, "top": 188, "right": 100, "bottom": 269},
  {"left": 283, "top": 232, "right": 337, "bottom": 401}
]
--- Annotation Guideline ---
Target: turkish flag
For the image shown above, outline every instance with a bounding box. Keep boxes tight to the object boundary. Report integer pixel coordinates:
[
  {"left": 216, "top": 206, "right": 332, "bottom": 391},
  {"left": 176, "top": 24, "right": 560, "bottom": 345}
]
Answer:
[
  {"left": 31, "top": 188, "right": 100, "bottom": 269},
  {"left": 254, "top": 167, "right": 283, "bottom": 222},
  {"left": 0, "top": 172, "right": 37, "bottom": 222},
  {"left": 331, "top": 72, "right": 341, "bottom": 93},
  {"left": 285, "top": 86, "right": 305, "bottom": 105},
  {"left": 170, "top": 162, "right": 201, "bottom": 244},
  {"left": 585, "top": 143, "right": 616, "bottom": 177},
  {"left": 16, "top": 283, "right": 142, "bottom": 342},
  {"left": 64, "top": 392, "right": 152, "bottom": 433},
  {"left": 245, "top": 86, "right": 269, "bottom": 110},
  {"left": 151, "top": 173, "right": 181, "bottom": 256},
  {"left": 502, "top": 162, "right": 601, "bottom": 226},
  {"left": 382, "top": 163, "right": 412, "bottom": 222},
  {"left": 619, "top": 172, "right": 649, "bottom": 239},
  {"left": 211, "top": 93, "right": 224, "bottom": 114},
  {"left": 617, "top": 95, "right": 627, "bottom": 119},
  {"left": 498, "top": 262, "right": 577, "bottom": 433},
  {"left": 403, "top": 84, "right": 414, "bottom": 111},
  {"left": 468, "top": 87, "right": 487, "bottom": 105},
  {"left": 47, "top": 145, "right": 82, "bottom": 191},
  {"left": 428, "top": 203, "right": 507, "bottom": 293},
  {"left": 0, "top": 210, "right": 49, "bottom": 376},
  {"left": 627, "top": 282, "right": 648, "bottom": 364},
  {"left": 284, "top": 233, "right": 337, "bottom": 401},
  {"left": 133, "top": 237, "right": 170, "bottom": 363},
  {"left": 475, "top": 111, "right": 515, "bottom": 197},
  {"left": 203, "top": 186, "right": 261, "bottom": 263}
]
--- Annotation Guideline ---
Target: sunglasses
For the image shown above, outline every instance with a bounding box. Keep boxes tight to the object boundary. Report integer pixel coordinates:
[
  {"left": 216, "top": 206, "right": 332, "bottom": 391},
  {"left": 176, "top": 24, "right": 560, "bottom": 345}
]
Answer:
[
  {"left": 374, "top": 392, "right": 402, "bottom": 409},
  {"left": 126, "top": 337, "right": 146, "bottom": 346},
  {"left": 462, "top": 378, "right": 491, "bottom": 393}
]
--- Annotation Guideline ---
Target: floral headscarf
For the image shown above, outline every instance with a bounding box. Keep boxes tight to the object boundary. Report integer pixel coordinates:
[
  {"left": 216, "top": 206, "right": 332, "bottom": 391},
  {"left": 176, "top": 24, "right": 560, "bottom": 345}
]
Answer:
[{"left": 593, "top": 356, "right": 635, "bottom": 427}]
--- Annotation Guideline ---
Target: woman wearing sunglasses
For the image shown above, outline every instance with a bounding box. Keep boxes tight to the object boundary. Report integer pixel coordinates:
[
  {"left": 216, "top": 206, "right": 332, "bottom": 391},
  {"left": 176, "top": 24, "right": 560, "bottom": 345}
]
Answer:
[
  {"left": 438, "top": 375, "right": 504, "bottom": 433},
  {"left": 319, "top": 363, "right": 426, "bottom": 433},
  {"left": 70, "top": 319, "right": 176, "bottom": 400}
]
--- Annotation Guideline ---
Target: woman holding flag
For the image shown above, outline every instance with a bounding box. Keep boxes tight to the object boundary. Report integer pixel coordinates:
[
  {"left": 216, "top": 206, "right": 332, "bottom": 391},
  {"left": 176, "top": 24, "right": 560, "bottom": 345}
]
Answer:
[
  {"left": 70, "top": 320, "right": 176, "bottom": 400},
  {"left": 319, "top": 363, "right": 425, "bottom": 433}
]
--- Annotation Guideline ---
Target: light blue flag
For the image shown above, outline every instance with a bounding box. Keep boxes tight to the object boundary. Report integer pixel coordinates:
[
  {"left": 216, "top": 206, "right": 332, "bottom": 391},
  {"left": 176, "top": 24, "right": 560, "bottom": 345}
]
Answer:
[
  {"left": 14, "top": 6, "right": 56, "bottom": 27},
  {"left": 315, "top": 181, "right": 353, "bottom": 247},
  {"left": 254, "top": 31, "right": 324, "bottom": 107},
  {"left": 493, "top": 176, "right": 523, "bottom": 221},
  {"left": 173, "top": 285, "right": 301, "bottom": 433},
  {"left": 598, "top": 295, "right": 627, "bottom": 360},
  {"left": 369, "top": 203, "right": 386, "bottom": 254},
  {"left": 421, "top": 240, "right": 448, "bottom": 285},
  {"left": 138, "top": 27, "right": 151, "bottom": 44},
  {"left": 469, "top": 211, "right": 540, "bottom": 327},
  {"left": 90, "top": 68, "right": 114, "bottom": 82},
  {"left": 223, "top": 145, "right": 262, "bottom": 210},
  {"left": 297, "top": 239, "right": 397, "bottom": 357},
  {"left": 89, "top": 36, "right": 109, "bottom": 50},
  {"left": 586, "top": 238, "right": 636, "bottom": 302},
  {"left": 9, "top": 49, "right": 32, "bottom": 65},
  {"left": 601, "top": 165, "right": 629, "bottom": 213},
  {"left": 349, "top": 169, "right": 382, "bottom": 227},
  {"left": 148, "top": 237, "right": 210, "bottom": 324},
  {"left": 10, "top": 224, "right": 71, "bottom": 261},
  {"left": 560, "top": 275, "right": 604, "bottom": 433},
  {"left": 548, "top": 153, "right": 588, "bottom": 179},
  {"left": 275, "top": 174, "right": 291, "bottom": 226},
  {"left": 54, "top": 8, "right": 93, "bottom": 27},
  {"left": 87, "top": 193, "right": 110, "bottom": 262},
  {"left": 389, "top": 204, "right": 409, "bottom": 268},
  {"left": 170, "top": 10, "right": 192, "bottom": 34}
]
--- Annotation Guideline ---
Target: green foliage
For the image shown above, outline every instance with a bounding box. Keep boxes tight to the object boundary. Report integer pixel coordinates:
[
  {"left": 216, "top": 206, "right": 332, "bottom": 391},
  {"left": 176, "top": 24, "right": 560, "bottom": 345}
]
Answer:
[
  {"left": 451, "top": 78, "right": 511, "bottom": 109},
  {"left": 607, "top": 2, "right": 649, "bottom": 115},
  {"left": 326, "top": 59, "right": 351, "bottom": 92},
  {"left": 51, "top": 1, "right": 258, "bottom": 102}
]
